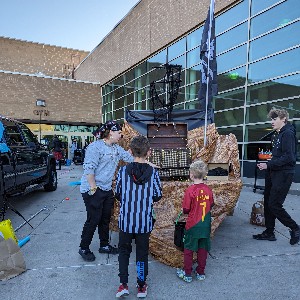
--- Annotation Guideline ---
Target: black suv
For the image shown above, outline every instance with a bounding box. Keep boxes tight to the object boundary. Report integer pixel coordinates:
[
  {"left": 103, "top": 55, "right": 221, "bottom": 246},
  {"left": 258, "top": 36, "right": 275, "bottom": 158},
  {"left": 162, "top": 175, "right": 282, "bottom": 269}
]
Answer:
[{"left": 0, "top": 115, "right": 57, "bottom": 216}]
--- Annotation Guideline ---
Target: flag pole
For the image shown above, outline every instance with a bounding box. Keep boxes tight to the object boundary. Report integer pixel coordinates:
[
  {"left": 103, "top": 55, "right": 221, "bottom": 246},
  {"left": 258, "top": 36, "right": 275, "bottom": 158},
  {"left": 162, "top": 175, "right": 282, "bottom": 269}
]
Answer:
[{"left": 204, "top": 0, "right": 214, "bottom": 147}]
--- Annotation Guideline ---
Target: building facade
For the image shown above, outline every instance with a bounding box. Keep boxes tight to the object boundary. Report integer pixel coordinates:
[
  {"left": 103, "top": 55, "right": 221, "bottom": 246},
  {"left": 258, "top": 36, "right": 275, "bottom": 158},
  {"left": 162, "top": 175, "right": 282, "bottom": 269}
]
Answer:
[
  {"left": 75, "top": 0, "right": 300, "bottom": 180},
  {"left": 0, "top": 37, "right": 102, "bottom": 155}
]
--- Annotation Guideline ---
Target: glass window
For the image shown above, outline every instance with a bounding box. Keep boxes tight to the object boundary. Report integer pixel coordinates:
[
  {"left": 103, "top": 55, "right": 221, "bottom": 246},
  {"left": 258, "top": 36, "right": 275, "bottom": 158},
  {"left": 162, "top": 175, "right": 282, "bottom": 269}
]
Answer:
[
  {"left": 217, "top": 44, "right": 247, "bottom": 73},
  {"left": 186, "top": 68, "right": 200, "bottom": 85},
  {"left": 125, "top": 69, "right": 135, "bottom": 83},
  {"left": 248, "top": 47, "right": 300, "bottom": 83},
  {"left": 245, "top": 123, "right": 272, "bottom": 142},
  {"left": 135, "top": 75, "right": 147, "bottom": 90},
  {"left": 247, "top": 74, "right": 300, "bottom": 104},
  {"left": 250, "top": 21, "right": 300, "bottom": 61},
  {"left": 218, "top": 66, "right": 246, "bottom": 92},
  {"left": 247, "top": 98, "right": 300, "bottom": 123},
  {"left": 187, "top": 47, "right": 200, "bottom": 68},
  {"left": 215, "top": 109, "right": 244, "bottom": 127},
  {"left": 114, "top": 96, "right": 125, "bottom": 110},
  {"left": 214, "top": 88, "right": 245, "bottom": 111},
  {"left": 148, "top": 67, "right": 166, "bottom": 84},
  {"left": 113, "top": 87, "right": 125, "bottom": 101},
  {"left": 185, "top": 99, "right": 201, "bottom": 110},
  {"left": 102, "top": 84, "right": 112, "bottom": 96},
  {"left": 216, "top": 126, "right": 243, "bottom": 142},
  {"left": 125, "top": 81, "right": 135, "bottom": 94},
  {"left": 126, "top": 92, "right": 134, "bottom": 107},
  {"left": 135, "top": 89, "right": 143, "bottom": 103},
  {"left": 251, "top": 0, "right": 282, "bottom": 16},
  {"left": 174, "top": 102, "right": 185, "bottom": 109},
  {"left": 19, "top": 124, "right": 38, "bottom": 144},
  {"left": 250, "top": 0, "right": 300, "bottom": 38},
  {"left": 113, "top": 76, "right": 125, "bottom": 90},
  {"left": 103, "top": 102, "right": 112, "bottom": 115},
  {"left": 136, "top": 100, "right": 147, "bottom": 110},
  {"left": 147, "top": 50, "right": 167, "bottom": 68},
  {"left": 187, "top": 27, "right": 203, "bottom": 50},
  {"left": 176, "top": 87, "right": 186, "bottom": 103},
  {"left": 186, "top": 83, "right": 199, "bottom": 101},
  {"left": 168, "top": 38, "right": 186, "bottom": 61},
  {"left": 169, "top": 54, "right": 185, "bottom": 69},
  {"left": 216, "top": 0, "right": 249, "bottom": 35},
  {"left": 114, "top": 109, "right": 125, "bottom": 121},
  {"left": 217, "top": 22, "right": 248, "bottom": 54}
]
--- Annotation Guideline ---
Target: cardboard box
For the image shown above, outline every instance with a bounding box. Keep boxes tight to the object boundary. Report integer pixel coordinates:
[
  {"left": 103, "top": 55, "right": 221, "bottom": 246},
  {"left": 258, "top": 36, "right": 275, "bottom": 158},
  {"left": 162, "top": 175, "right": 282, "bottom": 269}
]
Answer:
[{"left": 206, "top": 163, "right": 229, "bottom": 181}]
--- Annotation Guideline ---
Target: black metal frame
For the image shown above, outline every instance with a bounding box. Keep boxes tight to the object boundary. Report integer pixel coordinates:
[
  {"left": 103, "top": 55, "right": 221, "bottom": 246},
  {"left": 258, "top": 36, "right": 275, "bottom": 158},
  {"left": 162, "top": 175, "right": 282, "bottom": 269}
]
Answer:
[{"left": 150, "top": 63, "right": 182, "bottom": 123}]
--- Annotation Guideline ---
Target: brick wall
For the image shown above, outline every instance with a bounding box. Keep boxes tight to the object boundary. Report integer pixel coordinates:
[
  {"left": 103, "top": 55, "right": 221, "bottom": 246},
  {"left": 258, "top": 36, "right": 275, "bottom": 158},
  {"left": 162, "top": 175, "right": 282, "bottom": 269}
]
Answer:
[
  {"left": 0, "top": 37, "right": 89, "bottom": 78},
  {"left": 0, "top": 72, "right": 101, "bottom": 124},
  {"left": 75, "top": 0, "right": 239, "bottom": 84}
]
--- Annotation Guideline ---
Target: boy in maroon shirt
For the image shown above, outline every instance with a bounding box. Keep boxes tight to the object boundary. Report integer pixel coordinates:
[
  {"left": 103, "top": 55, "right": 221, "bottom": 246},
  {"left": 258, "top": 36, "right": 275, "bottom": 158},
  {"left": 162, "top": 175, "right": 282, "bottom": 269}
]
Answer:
[{"left": 177, "top": 159, "right": 214, "bottom": 282}]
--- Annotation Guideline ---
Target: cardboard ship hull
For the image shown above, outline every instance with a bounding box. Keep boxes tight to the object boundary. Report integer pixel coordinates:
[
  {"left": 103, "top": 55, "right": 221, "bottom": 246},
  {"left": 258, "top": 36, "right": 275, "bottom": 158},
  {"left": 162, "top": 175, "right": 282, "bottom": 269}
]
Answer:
[{"left": 111, "top": 122, "right": 243, "bottom": 267}]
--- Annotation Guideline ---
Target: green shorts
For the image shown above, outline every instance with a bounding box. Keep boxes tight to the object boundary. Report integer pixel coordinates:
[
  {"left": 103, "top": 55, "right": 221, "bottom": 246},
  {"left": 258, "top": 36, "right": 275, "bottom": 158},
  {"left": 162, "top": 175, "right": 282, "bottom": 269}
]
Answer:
[{"left": 184, "top": 231, "right": 211, "bottom": 252}]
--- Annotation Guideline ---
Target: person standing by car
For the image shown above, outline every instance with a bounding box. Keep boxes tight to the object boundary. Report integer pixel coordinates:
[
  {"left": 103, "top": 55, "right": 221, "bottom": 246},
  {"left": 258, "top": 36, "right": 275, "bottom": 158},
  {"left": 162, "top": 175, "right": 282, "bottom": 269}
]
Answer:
[
  {"left": 78, "top": 120, "right": 134, "bottom": 261},
  {"left": 69, "top": 139, "right": 77, "bottom": 162},
  {"left": 253, "top": 108, "right": 300, "bottom": 245},
  {"left": 52, "top": 135, "right": 63, "bottom": 170}
]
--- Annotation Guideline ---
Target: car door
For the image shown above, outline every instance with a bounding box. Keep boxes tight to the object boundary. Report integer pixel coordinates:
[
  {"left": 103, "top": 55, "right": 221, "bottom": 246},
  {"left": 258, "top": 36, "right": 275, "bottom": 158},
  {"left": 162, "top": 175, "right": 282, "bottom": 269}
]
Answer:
[
  {"left": 18, "top": 123, "right": 48, "bottom": 179},
  {"left": 2, "top": 120, "right": 36, "bottom": 187},
  {"left": 0, "top": 119, "right": 16, "bottom": 192}
]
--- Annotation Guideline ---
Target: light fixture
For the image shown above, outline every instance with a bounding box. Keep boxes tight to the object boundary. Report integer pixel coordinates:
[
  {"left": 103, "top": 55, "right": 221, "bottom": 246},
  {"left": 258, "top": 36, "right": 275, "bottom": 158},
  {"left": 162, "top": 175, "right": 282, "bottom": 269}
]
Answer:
[{"left": 36, "top": 99, "right": 46, "bottom": 143}]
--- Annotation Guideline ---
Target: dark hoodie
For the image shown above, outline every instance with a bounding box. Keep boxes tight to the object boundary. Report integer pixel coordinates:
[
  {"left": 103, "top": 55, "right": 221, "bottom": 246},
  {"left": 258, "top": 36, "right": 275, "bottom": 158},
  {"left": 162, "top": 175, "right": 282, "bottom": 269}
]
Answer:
[
  {"left": 126, "top": 162, "right": 153, "bottom": 185},
  {"left": 268, "top": 123, "right": 297, "bottom": 172}
]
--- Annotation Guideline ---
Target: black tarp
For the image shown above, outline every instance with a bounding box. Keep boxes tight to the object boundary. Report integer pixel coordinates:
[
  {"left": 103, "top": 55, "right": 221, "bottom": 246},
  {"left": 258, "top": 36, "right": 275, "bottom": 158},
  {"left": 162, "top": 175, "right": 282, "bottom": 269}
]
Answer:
[{"left": 125, "top": 109, "right": 214, "bottom": 135}]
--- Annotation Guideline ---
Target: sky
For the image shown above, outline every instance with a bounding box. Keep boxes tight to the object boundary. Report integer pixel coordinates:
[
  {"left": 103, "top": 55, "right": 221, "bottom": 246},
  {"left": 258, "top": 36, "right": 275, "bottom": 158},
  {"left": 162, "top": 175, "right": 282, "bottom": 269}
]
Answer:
[{"left": 0, "top": 0, "right": 140, "bottom": 51}]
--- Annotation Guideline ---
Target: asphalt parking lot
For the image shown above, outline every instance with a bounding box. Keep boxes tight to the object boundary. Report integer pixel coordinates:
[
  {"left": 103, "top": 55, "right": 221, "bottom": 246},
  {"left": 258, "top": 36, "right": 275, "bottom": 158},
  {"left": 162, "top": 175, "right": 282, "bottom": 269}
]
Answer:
[{"left": 1, "top": 165, "right": 299, "bottom": 300}]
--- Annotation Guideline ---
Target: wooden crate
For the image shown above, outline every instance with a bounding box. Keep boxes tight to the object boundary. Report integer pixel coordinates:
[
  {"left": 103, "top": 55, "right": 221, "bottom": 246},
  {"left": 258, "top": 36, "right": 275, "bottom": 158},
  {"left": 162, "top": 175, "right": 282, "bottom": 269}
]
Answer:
[
  {"left": 147, "top": 123, "right": 187, "bottom": 149},
  {"left": 206, "top": 163, "right": 229, "bottom": 181}
]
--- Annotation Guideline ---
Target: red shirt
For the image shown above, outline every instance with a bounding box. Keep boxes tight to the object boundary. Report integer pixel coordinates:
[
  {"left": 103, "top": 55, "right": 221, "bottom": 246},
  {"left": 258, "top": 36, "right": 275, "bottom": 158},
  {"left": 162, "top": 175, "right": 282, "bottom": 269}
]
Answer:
[{"left": 182, "top": 183, "right": 214, "bottom": 230}]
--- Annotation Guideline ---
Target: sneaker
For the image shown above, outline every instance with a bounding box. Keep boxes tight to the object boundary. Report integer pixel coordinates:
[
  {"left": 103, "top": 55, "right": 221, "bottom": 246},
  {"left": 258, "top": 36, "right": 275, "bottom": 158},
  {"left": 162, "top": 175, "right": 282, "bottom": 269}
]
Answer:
[
  {"left": 116, "top": 284, "right": 129, "bottom": 298},
  {"left": 196, "top": 272, "right": 206, "bottom": 281},
  {"left": 290, "top": 226, "right": 300, "bottom": 245},
  {"left": 176, "top": 269, "right": 192, "bottom": 283},
  {"left": 99, "top": 245, "right": 119, "bottom": 254},
  {"left": 253, "top": 230, "right": 277, "bottom": 241},
  {"left": 78, "top": 248, "right": 95, "bottom": 261},
  {"left": 137, "top": 284, "right": 148, "bottom": 298}
]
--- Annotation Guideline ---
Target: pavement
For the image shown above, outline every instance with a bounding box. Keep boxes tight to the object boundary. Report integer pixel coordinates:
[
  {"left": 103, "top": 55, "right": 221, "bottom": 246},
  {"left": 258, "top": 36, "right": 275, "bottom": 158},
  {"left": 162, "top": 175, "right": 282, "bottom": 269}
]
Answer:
[{"left": 1, "top": 165, "right": 299, "bottom": 300}]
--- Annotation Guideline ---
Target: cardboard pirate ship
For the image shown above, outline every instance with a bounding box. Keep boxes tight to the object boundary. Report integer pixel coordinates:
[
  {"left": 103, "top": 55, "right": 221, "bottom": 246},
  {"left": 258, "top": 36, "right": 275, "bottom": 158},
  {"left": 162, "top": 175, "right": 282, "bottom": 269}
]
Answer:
[{"left": 111, "top": 63, "right": 243, "bottom": 267}]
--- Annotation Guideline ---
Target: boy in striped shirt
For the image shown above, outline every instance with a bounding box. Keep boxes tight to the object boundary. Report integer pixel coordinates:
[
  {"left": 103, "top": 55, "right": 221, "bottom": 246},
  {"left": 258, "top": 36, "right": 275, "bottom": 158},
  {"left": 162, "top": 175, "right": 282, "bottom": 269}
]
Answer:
[{"left": 115, "top": 135, "right": 162, "bottom": 298}]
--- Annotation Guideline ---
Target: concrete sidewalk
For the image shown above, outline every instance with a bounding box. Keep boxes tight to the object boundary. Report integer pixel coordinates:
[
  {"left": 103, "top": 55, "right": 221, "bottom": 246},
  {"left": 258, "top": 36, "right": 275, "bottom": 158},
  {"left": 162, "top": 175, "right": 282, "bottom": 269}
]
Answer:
[{"left": 1, "top": 165, "right": 299, "bottom": 300}]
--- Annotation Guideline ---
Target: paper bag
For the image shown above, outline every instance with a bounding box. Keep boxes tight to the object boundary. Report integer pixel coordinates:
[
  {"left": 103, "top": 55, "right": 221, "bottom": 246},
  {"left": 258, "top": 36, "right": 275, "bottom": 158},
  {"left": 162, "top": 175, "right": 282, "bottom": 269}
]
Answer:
[
  {"left": 0, "top": 237, "right": 26, "bottom": 281},
  {"left": 250, "top": 200, "right": 265, "bottom": 227}
]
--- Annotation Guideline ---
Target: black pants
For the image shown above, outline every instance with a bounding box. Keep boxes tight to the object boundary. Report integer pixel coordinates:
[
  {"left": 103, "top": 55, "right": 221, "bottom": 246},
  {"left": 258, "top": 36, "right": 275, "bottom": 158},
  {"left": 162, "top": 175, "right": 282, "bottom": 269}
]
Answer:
[
  {"left": 264, "top": 170, "right": 298, "bottom": 232},
  {"left": 80, "top": 188, "right": 114, "bottom": 249},
  {"left": 118, "top": 231, "right": 150, "bottom": 286}
]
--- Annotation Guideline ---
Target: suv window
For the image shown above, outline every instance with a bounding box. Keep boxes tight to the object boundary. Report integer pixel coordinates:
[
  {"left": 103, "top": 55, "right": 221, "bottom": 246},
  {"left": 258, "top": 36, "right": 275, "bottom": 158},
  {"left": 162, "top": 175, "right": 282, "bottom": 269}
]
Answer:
[
  {"left": 2, "top": 120, "right": 25, "bottom": 146},
  {"left": 18, "top": 123, "right": 38, "bottom": 144}
]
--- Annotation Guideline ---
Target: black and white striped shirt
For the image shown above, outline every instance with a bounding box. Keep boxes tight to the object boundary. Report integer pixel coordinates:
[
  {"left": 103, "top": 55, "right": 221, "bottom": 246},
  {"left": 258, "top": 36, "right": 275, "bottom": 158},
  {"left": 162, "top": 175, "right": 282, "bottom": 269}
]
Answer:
[{"left": 115, "top": 164, "right": 162, "bottom": 233}]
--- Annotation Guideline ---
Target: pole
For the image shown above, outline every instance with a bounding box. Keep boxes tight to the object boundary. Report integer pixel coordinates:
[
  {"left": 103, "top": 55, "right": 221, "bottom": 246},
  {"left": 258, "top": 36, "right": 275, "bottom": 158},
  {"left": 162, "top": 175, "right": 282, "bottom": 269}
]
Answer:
[
  {"left": 39, "top": 111, "right": 42, "bottom": 143},
  {"left": 203, "top": 0, "right": 214, "bottom": 147}
]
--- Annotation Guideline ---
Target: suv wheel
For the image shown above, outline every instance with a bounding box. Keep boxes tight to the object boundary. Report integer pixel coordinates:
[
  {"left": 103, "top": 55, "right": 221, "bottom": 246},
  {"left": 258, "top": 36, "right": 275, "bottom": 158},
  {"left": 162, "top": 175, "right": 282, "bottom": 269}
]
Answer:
[{"left": 44, "top": 164, "right": 57, "bottom": 191}]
